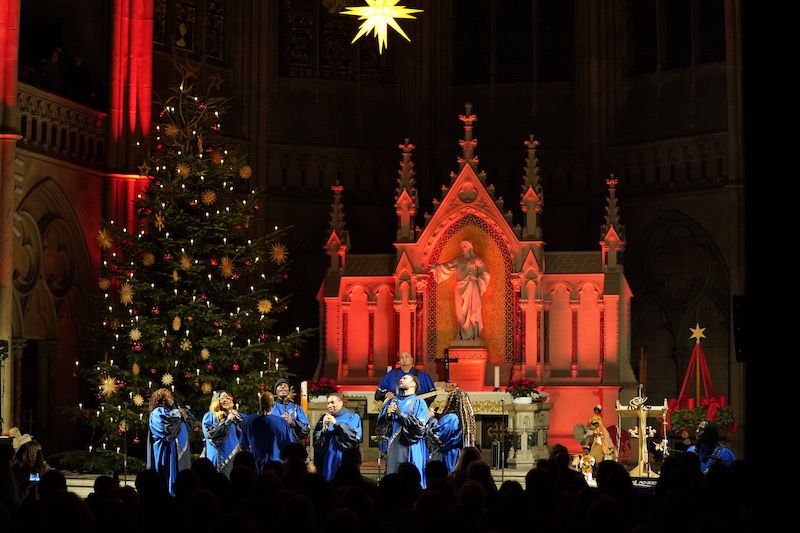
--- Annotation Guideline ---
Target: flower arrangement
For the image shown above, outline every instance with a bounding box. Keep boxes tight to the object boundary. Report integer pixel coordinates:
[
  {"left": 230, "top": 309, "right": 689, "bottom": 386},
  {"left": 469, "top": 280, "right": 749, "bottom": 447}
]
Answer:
[
  {"left": 308, "top": 377, "right": 338, "bottom": 397},
  {"left": 505, "top": 379, "right": 539, "bottom": 399}
]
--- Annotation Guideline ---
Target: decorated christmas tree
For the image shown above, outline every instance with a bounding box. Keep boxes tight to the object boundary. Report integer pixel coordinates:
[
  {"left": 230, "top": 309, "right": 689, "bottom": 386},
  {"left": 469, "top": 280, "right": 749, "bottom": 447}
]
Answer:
[{"left": 71, "top": 65, "right": 306, "bottom": 466}]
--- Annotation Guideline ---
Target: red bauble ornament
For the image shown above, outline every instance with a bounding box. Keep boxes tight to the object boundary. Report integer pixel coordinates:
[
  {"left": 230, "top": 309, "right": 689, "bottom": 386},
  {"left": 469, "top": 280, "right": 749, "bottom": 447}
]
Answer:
[
  {"left": 152, "top": 306, "right": 160, "bottom": 315},
  {"left": 133, "top": 344, "right": 142, "bottom": 351},
  {"left": 117, "top": 427, "right": 125, "bottom": 435},
  {"left": 164, "top": 252, "right": 173, "bottom": 260},
  {"left": 283, "top": 274, "right": 289, "bottom": 279},
  {"left": 254, "top": 204, "right": 260, "bottom": 211},
  {"left": 187, "top": 316, "right": 193, "bottom": 321},
  {"left": 293, "top": 350, "right": 301, "bottom": 358},
  {"left": 210, "top": 258, "right": 218, "bottom": 266},
  {"left": 133, "top": 437, "right": 141, "bottom": 445},
  {"left": 207, "top": 363, "right": 214, "bottom": 370},
  {"left": 150, "top": 368, "right": 157, "bottom": 374},
  {"left": 232, "top": 363, "right": 240, "bottom": 371},
  {"left": 259, "top": 385, "right": 265, "bottom": 391}
]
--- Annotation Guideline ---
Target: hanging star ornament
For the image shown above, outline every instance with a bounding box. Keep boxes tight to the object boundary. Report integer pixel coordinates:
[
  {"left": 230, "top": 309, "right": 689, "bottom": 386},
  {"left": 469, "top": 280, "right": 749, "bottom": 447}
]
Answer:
[
  {"left": 270, "top": 243, "right": 288, "bottom": 264},
  {"left": 96, "top": 229, "right": 113, "bottom": 250},
  {"left": 132, "top": 393, "right": 144, "bottom": 407},
  {"left": 341, "top": 0, "right": 422, "bottom": 54},
  {"left": 120, "top": 282, "right": 134, "bottom": 306},
  {"left": 689, "top": 323, "right": 706, "bottom": 344},
  {"left": 101, "top": 377, "right": 118, "bottom": 397}
]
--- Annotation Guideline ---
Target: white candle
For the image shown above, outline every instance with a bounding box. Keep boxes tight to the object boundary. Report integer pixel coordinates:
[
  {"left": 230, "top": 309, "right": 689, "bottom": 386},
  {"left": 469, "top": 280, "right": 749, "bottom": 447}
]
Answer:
[{"left": 494, "top": 366, "right": 500, "bottom": 389}]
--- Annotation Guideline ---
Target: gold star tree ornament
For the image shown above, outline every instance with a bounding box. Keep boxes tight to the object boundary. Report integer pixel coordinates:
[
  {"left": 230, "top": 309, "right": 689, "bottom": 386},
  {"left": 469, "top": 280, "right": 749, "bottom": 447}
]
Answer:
[
  {"left": 101, "top": 377, "right": 118, "bottom": 397},
  {"left": 270, "top": 243, "right": 288, "bottom": 264},
  {"left": 341, "top": 0, "right": 422, "bottom": 54},
  {"left": 689, "top": 323, "right": 706, "bottom": 344}
]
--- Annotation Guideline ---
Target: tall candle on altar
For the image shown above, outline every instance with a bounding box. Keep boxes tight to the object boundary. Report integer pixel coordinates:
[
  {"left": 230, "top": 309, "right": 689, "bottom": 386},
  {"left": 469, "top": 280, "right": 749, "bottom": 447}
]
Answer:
[
  {"left": 300, "top": 381, "right": 308, "bottom": 413},
  {"left": 494, "top": 366, "right": 500, "bottom": 389}
]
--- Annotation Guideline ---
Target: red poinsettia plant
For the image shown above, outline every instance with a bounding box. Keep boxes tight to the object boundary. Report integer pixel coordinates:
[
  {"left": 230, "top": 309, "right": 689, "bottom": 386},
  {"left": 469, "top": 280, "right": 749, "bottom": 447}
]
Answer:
[
  {"left": 308, "top": 377, "right": 338, "bottom": 396},
  {"left": 506, "top": 378, "right": 539, "bottom": 399}
]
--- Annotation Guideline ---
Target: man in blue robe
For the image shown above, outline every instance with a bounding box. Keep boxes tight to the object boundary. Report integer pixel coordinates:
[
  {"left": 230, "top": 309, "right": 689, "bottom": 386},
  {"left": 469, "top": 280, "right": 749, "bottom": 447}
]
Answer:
[
  {"left": 377, "top": 373, "right": 429, "bottom": 487},
  {"left": 313, "top": 392, "right": 362, "bottom": 480},
  {"left": 241, "top": 390, "right": 295, "bottom": 473},
  {"left": 202, "top": 391, "right": 243, "bottom": 477},
  {"left": 375, "top": 352, "right": 436, "bottom": 454},
  {"left": 272, "top": 378, "right": 310, "bottom": 443},
  {"left": 146, "top": 388, "right": 189, "bottom": 496},
  {"left": 425, "top": 388, "right": 476, "bottom": 473}
]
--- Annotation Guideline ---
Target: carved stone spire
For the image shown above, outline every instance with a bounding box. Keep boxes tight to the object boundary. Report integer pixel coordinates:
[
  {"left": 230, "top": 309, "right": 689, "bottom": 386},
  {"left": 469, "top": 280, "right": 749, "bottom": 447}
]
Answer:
[
  {"left": 395, "top": 139, "right": 417, "bottom": 242},
  {"left": 600, "top": 175, "right": 625, "bottom": 270},
  {"left": 520, "top": 134, "right": 544, "bottom": 240},
  {"left": 325, "top": 182, "right": 349, "bottom": 272},
  {"left": 457, "top": 103, "right": 479, "bottom": 169}
]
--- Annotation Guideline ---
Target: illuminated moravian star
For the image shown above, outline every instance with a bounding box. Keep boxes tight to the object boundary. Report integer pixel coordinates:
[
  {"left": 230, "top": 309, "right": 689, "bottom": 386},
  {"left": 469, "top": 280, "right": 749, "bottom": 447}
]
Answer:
[{"left": 341, "top": 0, "right": 423, "bottom": 54}]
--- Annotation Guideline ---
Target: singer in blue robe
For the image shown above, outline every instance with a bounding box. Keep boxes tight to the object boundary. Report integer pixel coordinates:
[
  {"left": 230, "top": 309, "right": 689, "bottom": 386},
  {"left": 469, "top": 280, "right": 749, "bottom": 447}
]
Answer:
[
  {"left": 241, "top": 390, "right": 295, "bottom": 473},
  {"left": 313, "top": 393, "right": 362, "bottom": 480},
  {"left": 202, "top": 391, "right": 242, "bottom": 477},
  {"left": 377, "top": 374, "right": 429, "bottom": 487},
  {"left": 272, "top": 378, "right": 310, "bottom": 443},
  {"left": 425, "top": 389, "right": 476, "bottom": 473},
  {"left": 146, "top": 388, "right": 187, "bottom": 496}
]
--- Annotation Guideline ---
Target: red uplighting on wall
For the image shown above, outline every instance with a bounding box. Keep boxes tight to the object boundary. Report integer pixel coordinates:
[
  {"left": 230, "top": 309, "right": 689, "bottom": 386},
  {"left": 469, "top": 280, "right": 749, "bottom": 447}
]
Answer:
[
  {"left": 111, "top": 0, "right": 153, "bottom": 141},
  {"left": 0, "top": 1, "right": 21, "bottom": 108}
]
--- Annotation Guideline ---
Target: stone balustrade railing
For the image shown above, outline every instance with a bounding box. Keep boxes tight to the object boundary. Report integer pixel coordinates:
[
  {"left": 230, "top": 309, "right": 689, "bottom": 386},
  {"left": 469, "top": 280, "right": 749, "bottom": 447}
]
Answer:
[{"left": 17, "top": 83, "right": 107, "bottom": 168}]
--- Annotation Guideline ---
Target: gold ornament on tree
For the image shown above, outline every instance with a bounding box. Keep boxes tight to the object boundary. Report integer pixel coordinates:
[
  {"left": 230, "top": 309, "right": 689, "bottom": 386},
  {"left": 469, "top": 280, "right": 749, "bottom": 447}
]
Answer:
[
  {"left": 220, "top": 256, "right": 234, "bottom": 278},
  {"left": 239, "top": 165, "right": 253, "bottom": 180},
  {"left": 172, "top": 270, "right": 180, "bottom": 282},
  {"left": 132, "top": 362, "right": 141, "bottom": 375},
  {"left": 177, "top": 163, "right": 191, "bottom": 177},
  {"left": 211, "top": 152, "right": 224, "bottom": 165},
  {"left": 200, "top": 348, "right": 211, "bottom": 360},
  {"left": 129, "top": 328, "right": 142, "bottom": 341},
  {"left": 164, "top": 123, "right": 180, "bottom": 137},
  {"left": 180, "top": 338, "right": 192, "bottom": 351},
  {"left": 161, "top": 373, "right": 174, "bottom": 385},
  {"left": 143, "top": 252, "right": 155, "bottom": 266},
  {"left": 101, "top": 377, "right": 118, "bottom": 397},
  {"left": 172, "top": 317, "right": 182, "bottom": 331},
  {"left": 201, "top": 190, "right": 217, "bottom": 206},
  {"left": 155, "top": 212, "right": 165, "bottom": 231},
  {"left": 97, "top": 229, "right": 113, "bottom": 250},
  {"left": 202, "top": 382, "right": 213, "bottom": 394},
  {"left": 98, "top": 278, "right": 111, "bottom": 290},
  {"left": 270, "top": 243, "right": 288, "bottom": 264},
  {"left": 120, "top": 283, "right": 134, "bottom": 305},
  {"left": 132, "top": 393, "right": 145, "bottom": 407},
  {"left": 179, "top": 254, "right": 192, "bottom": 270},
  {"left": 257, "top": 299, "right": 273, "bottom": 314}
]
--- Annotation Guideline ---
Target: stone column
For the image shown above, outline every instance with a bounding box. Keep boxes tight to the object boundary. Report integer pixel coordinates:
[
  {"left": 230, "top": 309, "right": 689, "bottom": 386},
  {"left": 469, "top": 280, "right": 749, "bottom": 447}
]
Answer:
[
  {"left": 570, "top": 301, "right": 579, "bottom": 378},
  {"left": 535, "top": 301, "right": 543, "bottom": 380},
  {"left": 367, "top": 302, "right": 376, "bottom": 377},
  {"left": 340, "top": 302, "right": 350, "bottom": 378},
  {"left": 0, "top": 0, "right": 21, "bottom": 432}
]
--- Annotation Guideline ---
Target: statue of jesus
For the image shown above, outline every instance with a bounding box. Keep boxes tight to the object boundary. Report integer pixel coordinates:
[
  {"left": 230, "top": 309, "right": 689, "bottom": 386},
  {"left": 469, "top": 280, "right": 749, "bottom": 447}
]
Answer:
[{"left": 430, "top": 240, "right": 491, "bottom": 341}]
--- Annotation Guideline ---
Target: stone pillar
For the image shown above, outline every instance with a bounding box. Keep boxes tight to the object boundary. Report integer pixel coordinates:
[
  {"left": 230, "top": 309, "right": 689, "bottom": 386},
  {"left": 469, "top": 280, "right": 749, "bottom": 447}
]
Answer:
[
  {"left": 340, "top": 302, "right": 350, "bottom": 378},
  {"left": 414, "top": 278, "right": 426, "bottom": 365},
  {"left": 598, "top": 301, "right": 606, "bottom": 381},
  {"left": 367, "top": 302, "right": 376, "bottom": 377},
  {"left": 0, "top": 0, "right": 21, "bottom": 432},
  {"left": 570, "top": 301, "right": 579, "bottom": 378},
  {"left": 535, "top": 301, "right": 543, "bottom": 380}
]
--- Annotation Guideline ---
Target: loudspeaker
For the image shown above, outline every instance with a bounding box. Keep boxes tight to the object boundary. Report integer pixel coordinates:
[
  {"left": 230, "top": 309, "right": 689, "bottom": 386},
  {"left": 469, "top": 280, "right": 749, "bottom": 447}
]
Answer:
[{"left": 732, "top": 295, "right": 746, "bottom": 362}]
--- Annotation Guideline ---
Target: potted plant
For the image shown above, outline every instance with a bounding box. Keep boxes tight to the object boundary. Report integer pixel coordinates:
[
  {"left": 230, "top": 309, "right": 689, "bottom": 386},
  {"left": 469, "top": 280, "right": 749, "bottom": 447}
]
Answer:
[
  {"left": 506, "top": 379, "right": 541, "bottom": 404},
  {"left": 307, "top": 377, "right": 338, "bottom": 400}
]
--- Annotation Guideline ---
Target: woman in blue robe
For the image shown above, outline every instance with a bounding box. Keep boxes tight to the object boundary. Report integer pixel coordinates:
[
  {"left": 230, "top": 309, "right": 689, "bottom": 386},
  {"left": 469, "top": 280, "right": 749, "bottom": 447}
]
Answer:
[
  {"left": 425, "top": 388, "right": 476, "bottom": 473},
  {"left": 313, "top": 392, "right": 362, "bottom": 480},
  {"left": 146, "top": 388, "right": 189, "bottom": 496},
  {"left": 202, "top": 390, "right": 243, "bottom": 477},
  {"left": 377, "top": 373, "right": 429, "bottom": 487}
]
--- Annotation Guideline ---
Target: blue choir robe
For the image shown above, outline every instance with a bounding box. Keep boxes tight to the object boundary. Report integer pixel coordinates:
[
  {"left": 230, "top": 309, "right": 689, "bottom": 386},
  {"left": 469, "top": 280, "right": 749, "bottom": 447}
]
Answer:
[
  {"left": 202, "top": 411, "right": 243, "bottom": 477},
  {"left": 272, "top": 399, "right": 311, "bottom": 443},
  {"left": 375, "top": 368, "right": 435, "bottom": 453},
  {"left": 687, "top": 444, "right": 735, "bottom": 473},
  {"left": 313, "top": 407, "right": 362, "bottom": 481},
  {"left": 146, "top": 406, "right": 185, "bottom": 496},
  {"left": 377, "top": 393, "right": 429, "bottom": 487},
  {"left": 240, "top": 412, "right": 295, "bottom": 473},
  {"left": 425, "top": 413, "right": 463, "bottom": 473}
]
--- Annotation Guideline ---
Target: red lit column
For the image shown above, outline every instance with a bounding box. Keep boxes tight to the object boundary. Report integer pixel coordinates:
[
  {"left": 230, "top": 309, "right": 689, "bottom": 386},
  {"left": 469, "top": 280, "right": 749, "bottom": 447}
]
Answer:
[
  {"left": 599, "top": 301, "right": 606, "bottom": 381},
  {"left": 107, "top": 0, "right": 153, "bottom": 231},
  {"left": 414, "top": 280, "right": 425, "bottom": 365},
  {"left": 367, "top": 302, "right": 376, "bottom": 377},
  {"left": 535, "top": 302, "right": 543, "bottom": 380},
  {"left": 0, "top": 0, "right": 21, "bottom": 430},
  {"left": 570, "top": 301, "right": 579, "bottom": 378},
  {"left": 340, "top": 302, "right": 350, "bottom": 378}
]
